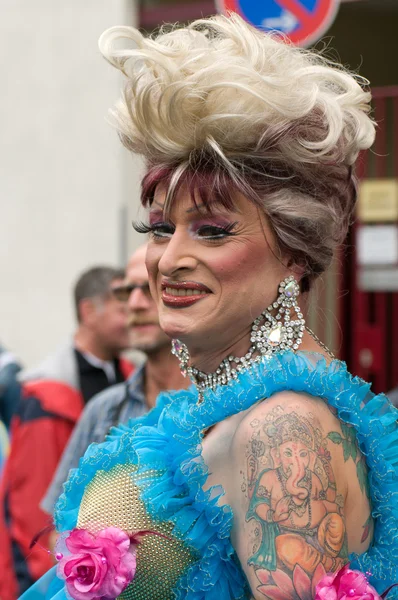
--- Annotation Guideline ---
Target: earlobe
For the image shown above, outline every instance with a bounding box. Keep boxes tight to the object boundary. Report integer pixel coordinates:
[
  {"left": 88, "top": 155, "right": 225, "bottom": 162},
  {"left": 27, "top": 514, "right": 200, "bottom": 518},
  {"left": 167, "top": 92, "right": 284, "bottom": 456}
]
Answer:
[{"left": 286, "top": 258, "right": 305, "bottom": 278}]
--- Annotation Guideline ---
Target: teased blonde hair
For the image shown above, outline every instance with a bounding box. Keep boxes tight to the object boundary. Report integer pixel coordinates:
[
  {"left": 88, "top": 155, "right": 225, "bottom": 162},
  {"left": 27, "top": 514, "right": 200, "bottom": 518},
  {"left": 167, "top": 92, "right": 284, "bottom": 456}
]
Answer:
[{"left": 99, "top": 14, "right": 375, "bottom": 288}]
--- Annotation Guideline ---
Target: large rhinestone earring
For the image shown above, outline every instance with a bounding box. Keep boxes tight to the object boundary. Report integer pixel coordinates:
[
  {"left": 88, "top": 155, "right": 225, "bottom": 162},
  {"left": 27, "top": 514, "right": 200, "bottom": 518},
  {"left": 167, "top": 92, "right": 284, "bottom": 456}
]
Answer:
[{"left": 251, "top": 275, "right": 305, "bottom": 354}]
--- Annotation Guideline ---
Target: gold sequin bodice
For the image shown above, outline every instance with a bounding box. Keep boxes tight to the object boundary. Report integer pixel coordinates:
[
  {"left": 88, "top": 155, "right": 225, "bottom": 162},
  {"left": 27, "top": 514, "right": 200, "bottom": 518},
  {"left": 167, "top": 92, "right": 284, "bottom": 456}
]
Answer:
[{"left": 77, "top": 463, "right": 196, "bottom": 599}]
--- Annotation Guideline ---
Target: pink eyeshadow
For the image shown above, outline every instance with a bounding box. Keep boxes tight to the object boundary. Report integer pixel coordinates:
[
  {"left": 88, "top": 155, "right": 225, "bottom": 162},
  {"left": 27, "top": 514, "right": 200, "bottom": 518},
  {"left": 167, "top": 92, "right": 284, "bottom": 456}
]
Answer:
[
  {"left": 148, "top": 210, "right": 165, "bottom": 225},
  {"left": 190, "top": 218, "right": 232, "bottom": 232}
]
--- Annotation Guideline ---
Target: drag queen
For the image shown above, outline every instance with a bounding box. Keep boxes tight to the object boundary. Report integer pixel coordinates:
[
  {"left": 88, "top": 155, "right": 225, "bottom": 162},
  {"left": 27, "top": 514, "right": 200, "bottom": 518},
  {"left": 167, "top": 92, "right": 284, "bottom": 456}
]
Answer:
[{"left": 22, "top": 14, "right": 398, "bottom": 600}]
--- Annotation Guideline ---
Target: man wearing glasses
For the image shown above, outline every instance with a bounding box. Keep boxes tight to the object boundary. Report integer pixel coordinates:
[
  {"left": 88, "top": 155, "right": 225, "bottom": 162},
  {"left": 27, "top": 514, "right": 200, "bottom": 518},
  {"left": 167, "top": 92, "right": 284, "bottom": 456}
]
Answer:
[
  {"left": 41, "top": 244, "right": 188, "bottom": 518},
  {"left": 0, "top": 266, "right": 134, "bottom": 600}
]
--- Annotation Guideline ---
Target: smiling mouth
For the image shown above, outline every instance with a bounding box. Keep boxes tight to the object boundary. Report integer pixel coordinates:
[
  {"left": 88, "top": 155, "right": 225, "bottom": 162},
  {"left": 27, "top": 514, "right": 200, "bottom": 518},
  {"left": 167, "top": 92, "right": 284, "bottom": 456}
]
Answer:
[{"left": 161, "top": 282, "right": 211, "bottom": 308}]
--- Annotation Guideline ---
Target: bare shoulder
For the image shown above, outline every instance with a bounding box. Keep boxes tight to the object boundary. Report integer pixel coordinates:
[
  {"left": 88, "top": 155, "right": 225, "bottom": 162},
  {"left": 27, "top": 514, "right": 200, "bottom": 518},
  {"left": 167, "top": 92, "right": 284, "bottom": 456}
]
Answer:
[
  {"left": 232, "top": 390, "right": 339, "bottom": 452},
  {"left": 229, "top": 390, "right": 373, "bottom": 599}
]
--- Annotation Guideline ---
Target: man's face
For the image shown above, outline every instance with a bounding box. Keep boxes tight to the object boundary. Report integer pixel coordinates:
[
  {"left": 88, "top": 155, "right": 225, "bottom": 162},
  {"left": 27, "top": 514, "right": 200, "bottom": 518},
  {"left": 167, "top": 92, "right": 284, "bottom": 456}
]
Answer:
[
  {"left": 113, "top": 247, "right": 170, "bottom": 353},
  {"left": 91, "top": 277, "right": 131, "bottom": 355}
]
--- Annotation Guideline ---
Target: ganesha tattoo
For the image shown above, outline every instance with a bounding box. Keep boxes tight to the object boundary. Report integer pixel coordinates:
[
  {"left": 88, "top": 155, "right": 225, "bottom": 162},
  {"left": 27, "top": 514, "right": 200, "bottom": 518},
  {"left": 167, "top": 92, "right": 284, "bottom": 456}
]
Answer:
[{"left": 245, "top": 409, "right": 348, "bottom": 595}]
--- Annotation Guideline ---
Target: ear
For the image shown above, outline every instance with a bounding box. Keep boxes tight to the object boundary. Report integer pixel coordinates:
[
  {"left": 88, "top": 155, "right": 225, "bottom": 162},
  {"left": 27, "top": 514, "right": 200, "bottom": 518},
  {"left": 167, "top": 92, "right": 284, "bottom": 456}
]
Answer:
[
  {"left": 286, "top": 258, "right": 305, "bottom": 278},
  {"left": 270, "top": 447, "right": 281, "bottom": 468},
  {"left": 78, "top": 298, "right": 97, "bottom": 325}
]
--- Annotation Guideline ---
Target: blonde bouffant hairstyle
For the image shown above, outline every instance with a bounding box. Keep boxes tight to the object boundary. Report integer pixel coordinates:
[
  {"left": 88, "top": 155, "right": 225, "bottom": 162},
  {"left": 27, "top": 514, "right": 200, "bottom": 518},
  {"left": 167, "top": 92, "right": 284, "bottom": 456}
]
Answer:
[{"left": 99, "top": 14, "right": 375, "bottom": 291}]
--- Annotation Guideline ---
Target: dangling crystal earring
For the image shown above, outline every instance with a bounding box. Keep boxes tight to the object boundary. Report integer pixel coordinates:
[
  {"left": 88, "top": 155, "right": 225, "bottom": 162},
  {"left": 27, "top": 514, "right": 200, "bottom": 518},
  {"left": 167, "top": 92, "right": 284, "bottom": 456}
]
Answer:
[
  {"left": 171, "top": 275, "right": 305, "bottom": 394},
  {"left": 251, "top": 275, "right": 305, "bottom": 354}
]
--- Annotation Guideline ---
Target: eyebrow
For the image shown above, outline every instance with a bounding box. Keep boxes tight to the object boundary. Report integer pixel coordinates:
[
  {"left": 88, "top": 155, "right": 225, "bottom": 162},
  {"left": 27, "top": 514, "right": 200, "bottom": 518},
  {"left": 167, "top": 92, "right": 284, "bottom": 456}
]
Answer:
[{"left": 152, "top": 200, "right": 216, "bottom": 214}]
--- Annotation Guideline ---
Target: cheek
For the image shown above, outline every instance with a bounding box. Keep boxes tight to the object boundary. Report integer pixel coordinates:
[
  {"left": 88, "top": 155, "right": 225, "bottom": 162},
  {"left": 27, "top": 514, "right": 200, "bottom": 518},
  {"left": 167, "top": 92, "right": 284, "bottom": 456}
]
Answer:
[
  {"left": 211, "top": 246, "right": 257, "bottom": 280},
  {"left": 105, "top": 306, "right": 127, "bottom": 329},
  {"left": 108, "top": 315, "right": 125, "bottom": 332},
  {"left": 208, "top": 241, "right": 271, "bottom": 295}
]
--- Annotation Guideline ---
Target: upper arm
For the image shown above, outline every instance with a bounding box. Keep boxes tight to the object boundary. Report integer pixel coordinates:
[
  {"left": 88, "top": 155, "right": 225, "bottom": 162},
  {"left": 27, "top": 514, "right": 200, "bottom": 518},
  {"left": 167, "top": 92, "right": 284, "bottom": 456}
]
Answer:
[{"left": 230, "top": 391, "right": 361, "bottom": 599}]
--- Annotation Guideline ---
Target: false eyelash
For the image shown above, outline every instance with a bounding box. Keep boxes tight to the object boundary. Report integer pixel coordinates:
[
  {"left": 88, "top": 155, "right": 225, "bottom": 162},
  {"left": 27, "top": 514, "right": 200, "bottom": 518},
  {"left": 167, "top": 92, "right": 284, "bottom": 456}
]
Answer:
[
  {"left": 132, "top": 220, "right": 239, "bottom": 237},
  {"left": 132, "top": 221, "right": 155, "bottom": 234},
  {"left": 215, "top": 221, "right": 239, "bottom": 236}
]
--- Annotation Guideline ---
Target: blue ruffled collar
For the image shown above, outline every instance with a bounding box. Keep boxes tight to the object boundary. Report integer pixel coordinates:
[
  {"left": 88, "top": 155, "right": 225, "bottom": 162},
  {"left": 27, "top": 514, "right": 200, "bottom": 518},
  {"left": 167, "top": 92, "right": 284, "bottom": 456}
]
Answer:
[{"left": 55, "top": 350, "right": 398, "bottom": 599}]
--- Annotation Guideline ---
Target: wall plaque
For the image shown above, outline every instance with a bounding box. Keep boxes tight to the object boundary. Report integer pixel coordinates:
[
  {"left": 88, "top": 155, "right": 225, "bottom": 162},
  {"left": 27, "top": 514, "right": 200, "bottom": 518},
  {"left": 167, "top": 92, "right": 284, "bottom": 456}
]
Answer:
[{"left": 357, "top": 179, "right": 398, "bottom": 223}]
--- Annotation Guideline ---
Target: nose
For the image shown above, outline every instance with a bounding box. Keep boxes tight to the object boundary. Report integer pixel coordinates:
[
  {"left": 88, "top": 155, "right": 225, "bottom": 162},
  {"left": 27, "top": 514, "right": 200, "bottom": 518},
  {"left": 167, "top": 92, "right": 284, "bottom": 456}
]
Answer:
[
  {"left": 157, "top": 228, "right": 198, "bottom": 277},
  {"left": 128, "top": 286, "right": 151, "bottom": 311}
]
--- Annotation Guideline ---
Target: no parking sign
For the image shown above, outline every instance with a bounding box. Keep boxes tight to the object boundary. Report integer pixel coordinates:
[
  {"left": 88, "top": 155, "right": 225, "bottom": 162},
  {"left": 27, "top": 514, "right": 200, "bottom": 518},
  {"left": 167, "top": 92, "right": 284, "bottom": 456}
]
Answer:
[{"left": 216, "top": 0, "right": 341, "bottom": 46}]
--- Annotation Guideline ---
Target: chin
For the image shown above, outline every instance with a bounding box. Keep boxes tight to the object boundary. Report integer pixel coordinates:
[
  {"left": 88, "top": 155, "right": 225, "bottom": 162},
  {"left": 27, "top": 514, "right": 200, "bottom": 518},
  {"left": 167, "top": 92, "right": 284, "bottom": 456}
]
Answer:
[
  {"left": 159, "top": 300, "right": 219, "bottom": 344},
  {"left": 161, "top": 322, "right": 214, "bottom": 356},
  {"left": 159, "top": 314, "right": 196, "bottom": 342}
]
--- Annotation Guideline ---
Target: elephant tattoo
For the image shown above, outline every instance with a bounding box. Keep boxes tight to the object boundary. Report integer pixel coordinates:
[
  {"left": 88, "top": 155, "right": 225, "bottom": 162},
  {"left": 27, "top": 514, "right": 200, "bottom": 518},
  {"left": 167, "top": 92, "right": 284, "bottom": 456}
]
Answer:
[{"left": 246, "top": 411, "right": 347, "bottom": 580}]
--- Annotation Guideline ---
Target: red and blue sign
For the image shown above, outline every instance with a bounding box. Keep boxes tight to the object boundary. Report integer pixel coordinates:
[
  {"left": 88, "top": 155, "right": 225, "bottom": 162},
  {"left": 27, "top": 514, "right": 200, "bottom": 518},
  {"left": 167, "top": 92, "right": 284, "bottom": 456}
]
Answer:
[{"left": 216, "top": 0, "right": 341, "bottom": 47}]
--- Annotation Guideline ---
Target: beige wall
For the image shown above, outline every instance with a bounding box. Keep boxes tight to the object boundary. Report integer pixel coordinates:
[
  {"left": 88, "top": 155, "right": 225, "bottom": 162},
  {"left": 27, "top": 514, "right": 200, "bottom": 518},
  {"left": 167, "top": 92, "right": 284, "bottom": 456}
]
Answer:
[{"left": 0, "top": 0, "right": 143, "bottom": 367}]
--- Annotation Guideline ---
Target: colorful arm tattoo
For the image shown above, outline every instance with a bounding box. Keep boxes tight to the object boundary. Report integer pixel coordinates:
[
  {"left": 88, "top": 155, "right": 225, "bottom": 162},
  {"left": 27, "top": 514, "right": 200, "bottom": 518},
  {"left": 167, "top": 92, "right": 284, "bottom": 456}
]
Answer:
[{"left": 244, "top": 407, "right": 353, "bottom": 597}]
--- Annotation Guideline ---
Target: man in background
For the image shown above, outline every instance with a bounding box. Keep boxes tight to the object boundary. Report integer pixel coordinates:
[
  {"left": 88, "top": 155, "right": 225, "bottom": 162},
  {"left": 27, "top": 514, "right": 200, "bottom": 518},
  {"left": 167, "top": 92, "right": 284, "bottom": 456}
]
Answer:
[
  {"left": 42, "top": 244, "right": 188, "bottom": 518},
  {"left": 0, "top": 266, "right": 133, "bottom": 600}
]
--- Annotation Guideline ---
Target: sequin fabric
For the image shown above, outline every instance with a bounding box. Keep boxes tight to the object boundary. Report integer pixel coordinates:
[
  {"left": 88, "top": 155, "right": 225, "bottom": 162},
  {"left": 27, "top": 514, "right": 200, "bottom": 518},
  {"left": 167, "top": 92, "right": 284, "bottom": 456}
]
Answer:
[
  {"left": 19, "top": 351, "right": 398, "bottom": 599},
  {"left": 78, "top": 464, "right": 196, "bottom": 599}
]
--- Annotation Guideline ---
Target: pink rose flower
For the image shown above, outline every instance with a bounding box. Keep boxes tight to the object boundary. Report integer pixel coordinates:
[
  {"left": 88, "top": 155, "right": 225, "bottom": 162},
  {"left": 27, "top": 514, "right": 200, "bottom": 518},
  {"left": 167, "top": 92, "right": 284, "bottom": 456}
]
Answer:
[
  {"left": 56, "top": 527, "right": 137, "bottom": 600},
  {"left": 315, "top": 565, "right": 381, "bottom": 600}
]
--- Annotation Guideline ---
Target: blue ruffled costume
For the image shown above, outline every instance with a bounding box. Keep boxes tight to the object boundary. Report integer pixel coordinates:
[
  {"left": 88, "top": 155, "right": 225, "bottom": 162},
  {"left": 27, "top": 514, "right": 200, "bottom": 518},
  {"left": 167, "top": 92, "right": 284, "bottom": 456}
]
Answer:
[{"left": 21, "top": 352, "right": 398, "bottom": 599}]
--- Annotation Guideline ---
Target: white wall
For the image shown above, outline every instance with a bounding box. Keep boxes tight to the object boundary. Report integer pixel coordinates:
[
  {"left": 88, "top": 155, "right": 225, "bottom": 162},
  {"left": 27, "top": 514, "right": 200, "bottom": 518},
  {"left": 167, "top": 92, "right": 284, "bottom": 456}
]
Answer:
[{"left": 0, "top": 0, "right": 144, "bottom": 367}]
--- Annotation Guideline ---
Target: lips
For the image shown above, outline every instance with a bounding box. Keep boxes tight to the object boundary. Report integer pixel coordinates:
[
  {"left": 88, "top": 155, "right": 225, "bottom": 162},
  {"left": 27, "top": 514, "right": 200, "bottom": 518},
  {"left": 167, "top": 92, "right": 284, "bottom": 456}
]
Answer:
[{"left": 161, "top": 281, "right": 211, "bottom": 308}]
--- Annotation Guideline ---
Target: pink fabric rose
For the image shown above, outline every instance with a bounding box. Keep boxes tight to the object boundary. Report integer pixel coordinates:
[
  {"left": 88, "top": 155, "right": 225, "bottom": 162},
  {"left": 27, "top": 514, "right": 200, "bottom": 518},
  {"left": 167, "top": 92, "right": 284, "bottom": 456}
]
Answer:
[
  {"left": 315, "top": 565, "right": 381, "bottom": 600},
  {"left": 56, "top": 527, "right": 137, "bottom": 600}
]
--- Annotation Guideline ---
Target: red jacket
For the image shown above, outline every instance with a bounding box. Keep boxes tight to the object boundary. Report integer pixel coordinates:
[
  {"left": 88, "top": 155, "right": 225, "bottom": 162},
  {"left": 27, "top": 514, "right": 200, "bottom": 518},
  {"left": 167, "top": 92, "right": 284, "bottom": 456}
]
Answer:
[{"left": 0, "top": 349, "right": 132, "bottom": 600}]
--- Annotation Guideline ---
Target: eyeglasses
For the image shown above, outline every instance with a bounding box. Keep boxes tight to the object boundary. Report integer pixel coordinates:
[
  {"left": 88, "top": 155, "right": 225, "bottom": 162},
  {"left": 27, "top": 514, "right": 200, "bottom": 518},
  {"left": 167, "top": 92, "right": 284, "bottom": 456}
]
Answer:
[{"left": 111, "top": 283, "right": 152, "bottom": 302}]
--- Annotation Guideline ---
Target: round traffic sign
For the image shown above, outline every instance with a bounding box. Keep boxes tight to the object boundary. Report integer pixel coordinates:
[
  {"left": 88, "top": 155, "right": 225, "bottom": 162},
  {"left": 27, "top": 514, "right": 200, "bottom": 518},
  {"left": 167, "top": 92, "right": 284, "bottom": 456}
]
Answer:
[{"left": 216, "top": 0, "right": 341, "bottom": 47}]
